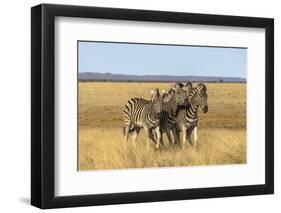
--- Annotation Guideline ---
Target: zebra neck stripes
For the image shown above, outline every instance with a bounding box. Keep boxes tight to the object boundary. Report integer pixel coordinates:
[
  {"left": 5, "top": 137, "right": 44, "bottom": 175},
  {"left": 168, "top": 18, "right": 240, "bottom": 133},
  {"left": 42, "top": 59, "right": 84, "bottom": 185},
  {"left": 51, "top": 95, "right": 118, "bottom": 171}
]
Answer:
[
  {"left": 185, "top": 88, "right": 199, "bottom": 123},
  {"left": 146, "top": 106, "right": 161, "bottom": 127},
  {"left": 187, "top": 87, "right": 198, "bottom": 103},
  {"left": 184, "top": 104, "right": 199, "bottom": 124},
  {"left": 123, "top": 88, "right": 164, "bottom": 149},
  {"left": 163, "top": 95, "right": 180, "bottom": 126}
]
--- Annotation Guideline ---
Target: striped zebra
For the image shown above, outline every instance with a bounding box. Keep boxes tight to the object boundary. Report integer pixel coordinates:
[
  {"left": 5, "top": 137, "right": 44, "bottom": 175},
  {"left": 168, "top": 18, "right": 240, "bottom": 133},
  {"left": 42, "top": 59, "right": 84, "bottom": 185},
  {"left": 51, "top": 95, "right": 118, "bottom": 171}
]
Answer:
[
  {"left": 162, "top": 82, "right": 192, "bottom": 103},
  {"left": 176, "top": 83, "right": 208, "bottom": 148},
  {"left": 159, "top": 83, "right": 190, "bottom": 146},
  {"left": 123, "top": 88, "right": 164, "bottom": 149}
]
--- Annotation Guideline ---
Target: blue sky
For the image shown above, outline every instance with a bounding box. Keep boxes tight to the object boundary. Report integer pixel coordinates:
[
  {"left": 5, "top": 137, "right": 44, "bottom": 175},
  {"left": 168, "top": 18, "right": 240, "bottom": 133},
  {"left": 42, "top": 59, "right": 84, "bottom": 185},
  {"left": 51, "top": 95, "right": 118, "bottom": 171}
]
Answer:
[{"left": 78, "top": 41, "right": 247, "bottom": 78}]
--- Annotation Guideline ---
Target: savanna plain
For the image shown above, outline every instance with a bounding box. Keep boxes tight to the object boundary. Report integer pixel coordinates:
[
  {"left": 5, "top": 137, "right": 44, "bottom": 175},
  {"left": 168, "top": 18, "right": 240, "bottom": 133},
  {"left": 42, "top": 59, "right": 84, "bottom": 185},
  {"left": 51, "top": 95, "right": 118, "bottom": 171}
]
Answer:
[{"left": 79, "top": 82, "right": 246, "bottom": 170}]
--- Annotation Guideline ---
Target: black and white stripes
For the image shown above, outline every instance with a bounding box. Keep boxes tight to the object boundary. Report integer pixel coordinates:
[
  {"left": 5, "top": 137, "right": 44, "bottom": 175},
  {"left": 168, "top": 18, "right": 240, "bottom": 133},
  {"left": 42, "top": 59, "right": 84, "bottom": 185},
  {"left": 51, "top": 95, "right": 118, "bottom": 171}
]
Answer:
[
  {"left": 176, "top": 83, "right": 208, "bottom": 147},
  {"left": 159, "top": 83, "right": 190, "bottom": 145},
  {"left": 122, "top": 82, "right": 208, "bottom": 149},
  {"left": 123, "top": 88, "right": 163, "bottom": 149}
]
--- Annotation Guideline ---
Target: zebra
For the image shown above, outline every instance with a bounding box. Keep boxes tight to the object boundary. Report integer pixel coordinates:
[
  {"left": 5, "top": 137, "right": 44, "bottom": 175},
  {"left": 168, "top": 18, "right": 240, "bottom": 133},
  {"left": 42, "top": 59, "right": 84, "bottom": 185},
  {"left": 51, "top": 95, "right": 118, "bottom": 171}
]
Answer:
[
  {"left": 162, "top": 88, "right": 175, "bottom": 103},
  {"left": 176, "top": 83, "right": 208, "bottom": 148},
  {"left": 158, "top": 82, "right": 190, "bottom": 146},
  {"left": 123, "top": 88, "right": 164, "bottom": 149},
  {"left": 162, "top": 82, "right": 192, "bottom": 103}
]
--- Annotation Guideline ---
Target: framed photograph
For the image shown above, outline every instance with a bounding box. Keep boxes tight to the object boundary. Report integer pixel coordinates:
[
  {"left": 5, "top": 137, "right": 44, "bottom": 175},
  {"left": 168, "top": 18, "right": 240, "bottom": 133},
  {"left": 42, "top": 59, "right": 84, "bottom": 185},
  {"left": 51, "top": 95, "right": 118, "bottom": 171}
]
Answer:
[{"left": 31, "top": 3, "right": 274, "bottom": 209}]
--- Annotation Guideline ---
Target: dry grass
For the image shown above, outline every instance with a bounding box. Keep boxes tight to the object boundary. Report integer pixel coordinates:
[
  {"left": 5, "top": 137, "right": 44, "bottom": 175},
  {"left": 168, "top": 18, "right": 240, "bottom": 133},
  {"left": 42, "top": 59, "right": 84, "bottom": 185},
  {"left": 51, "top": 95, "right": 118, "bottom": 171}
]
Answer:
[{"left": 78, "top": 82, "right": 246, "bottom": 170}]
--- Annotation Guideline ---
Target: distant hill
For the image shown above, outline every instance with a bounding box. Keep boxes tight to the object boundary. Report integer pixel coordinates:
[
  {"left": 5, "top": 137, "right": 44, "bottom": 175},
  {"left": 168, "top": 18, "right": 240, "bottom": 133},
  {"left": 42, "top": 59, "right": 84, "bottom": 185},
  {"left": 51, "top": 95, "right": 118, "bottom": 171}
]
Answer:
[{"left": 78, "top": 72, "right": 246, "bottom": 83}]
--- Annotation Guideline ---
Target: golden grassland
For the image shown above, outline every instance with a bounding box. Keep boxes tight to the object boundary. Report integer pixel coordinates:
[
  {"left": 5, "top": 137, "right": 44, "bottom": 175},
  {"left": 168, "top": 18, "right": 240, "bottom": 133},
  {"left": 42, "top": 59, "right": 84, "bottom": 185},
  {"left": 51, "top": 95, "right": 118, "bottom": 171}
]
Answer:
[{"left": 78, "top": 82, "right": 246, "bottom": 170}]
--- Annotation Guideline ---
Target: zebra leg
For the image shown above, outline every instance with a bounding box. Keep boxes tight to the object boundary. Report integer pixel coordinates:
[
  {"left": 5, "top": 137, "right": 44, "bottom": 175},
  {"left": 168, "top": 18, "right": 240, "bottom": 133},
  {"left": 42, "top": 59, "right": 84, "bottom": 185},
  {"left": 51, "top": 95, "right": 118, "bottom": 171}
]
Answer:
[
  {"left": 188, "top": 127, "right": 194, "bottom": 145},
  {"left": 173, "top": 127, "right": 180, "bottom": 147},
  {"left": 154, "top": 126, "right": 161, "bottom": 149},
  {"left": 182, "top": 128, "right": 187, "bottom": 145},
  {"left": 165, "top": 127, "right": 173, "bottom": 145},
  {"left": 131, "top": 127, "right": 141, "bottom": 144},
  {"left": 175, "top": 128, "right": 180, "bottom": 145},
  {"left": 151, "top": 129, "right": 157, "bottom": 142},
  {"left": 160, "top": 130, "right": 165, "bottom": 147},
  {"left": 168, "top": 128, "right": 176, "bottom": 147},
  {"left": 190, "top": 126, "right": 198, "bottom": 148},
  {"left": 144, "top": 127, "right": 151, "bottom": 149},
  {"left": 123, "top": 126, "right": 130, "bottom": 144},
  {"left": 149, "top": 130, "right": 157, "bottom": 144},
  {"left": 155, "top": 127, "right": 164, "bottom": 146},
  {"left": 193, "top": 126, "right": 198, "bottom": 148},
  {"left": 189, "top": 127, "right": 194, "bottom": 145}
]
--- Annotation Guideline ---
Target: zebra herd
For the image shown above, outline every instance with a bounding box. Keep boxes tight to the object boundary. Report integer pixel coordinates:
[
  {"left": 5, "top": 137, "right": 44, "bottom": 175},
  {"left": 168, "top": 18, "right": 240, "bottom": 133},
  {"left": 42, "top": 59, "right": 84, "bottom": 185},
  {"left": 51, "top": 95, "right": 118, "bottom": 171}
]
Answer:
[{"left": 123, "top": 82, "right": 208, "bottom": 150}]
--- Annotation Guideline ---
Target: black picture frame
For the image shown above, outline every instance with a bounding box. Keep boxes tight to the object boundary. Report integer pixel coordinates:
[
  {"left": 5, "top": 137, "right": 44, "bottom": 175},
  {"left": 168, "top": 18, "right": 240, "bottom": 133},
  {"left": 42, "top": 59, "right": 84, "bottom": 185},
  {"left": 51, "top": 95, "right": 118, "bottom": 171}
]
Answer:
[{"left": 31, "top": 3, "right": 274, "bottom": 209}]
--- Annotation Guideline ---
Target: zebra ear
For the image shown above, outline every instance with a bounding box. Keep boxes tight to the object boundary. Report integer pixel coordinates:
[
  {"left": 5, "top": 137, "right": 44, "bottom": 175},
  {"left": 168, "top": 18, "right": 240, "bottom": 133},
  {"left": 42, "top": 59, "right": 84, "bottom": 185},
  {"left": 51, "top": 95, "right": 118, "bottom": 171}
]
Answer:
[
  {"left": 196, "top": 83, "right": 207, "bottom": 91},
  {"left": 169, "top": 88, "right": 176, "bottom": 95},
  {"left": 156, "top": 88, "right": 161, "bottom": 98},
  {"left": 184, "top": 81, "right": 193, "bottom": 92},
  {"left": 151, "top": 89, "right": 160, "bottom": 100},
  {"left": 156, "top": 88, "right": 160, "bottom": 94},
  {"left": 174, "top": 82, "right": 183, "bottom": 89},
  {"left": 162, "top": 93, "right": 170, "bottom": 102}
]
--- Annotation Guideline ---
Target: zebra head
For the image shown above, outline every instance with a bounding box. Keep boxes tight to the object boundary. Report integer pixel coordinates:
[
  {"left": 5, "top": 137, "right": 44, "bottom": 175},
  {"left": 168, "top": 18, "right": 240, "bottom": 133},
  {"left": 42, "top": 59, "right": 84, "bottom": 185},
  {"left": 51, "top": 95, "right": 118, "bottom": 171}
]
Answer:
[
  {"left": 150, "top": 88, "right": 164, "bottom": 119},
  {"left": 184, "top": 81, "right": 193, "bottom": 93},
  {"left": 190, "top": 83, "right": 208, "bottom": 113},
  {"left": 162, "top": 82, "right": 192, "bottom": 103},
  {"left": 161, "top": 88, "right": 175, "bottom": 103},
  {"left": 171, "top": 82, "right": 189, "bottom": 106}
]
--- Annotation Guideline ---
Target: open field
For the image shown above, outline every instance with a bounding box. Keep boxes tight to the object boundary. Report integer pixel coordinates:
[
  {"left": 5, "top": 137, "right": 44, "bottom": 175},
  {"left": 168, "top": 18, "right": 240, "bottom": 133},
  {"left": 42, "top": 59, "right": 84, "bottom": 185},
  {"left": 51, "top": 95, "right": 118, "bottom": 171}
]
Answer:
[{"left": 78, "top": 82, "right": 246, "bottom": 170}]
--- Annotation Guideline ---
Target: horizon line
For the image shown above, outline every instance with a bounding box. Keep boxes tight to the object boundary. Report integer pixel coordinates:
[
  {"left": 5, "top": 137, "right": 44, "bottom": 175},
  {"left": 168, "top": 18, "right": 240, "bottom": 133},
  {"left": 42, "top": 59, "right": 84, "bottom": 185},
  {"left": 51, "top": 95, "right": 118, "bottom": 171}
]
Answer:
[{"left": 79, "top": 71, "right": 246, "bottom": 79}]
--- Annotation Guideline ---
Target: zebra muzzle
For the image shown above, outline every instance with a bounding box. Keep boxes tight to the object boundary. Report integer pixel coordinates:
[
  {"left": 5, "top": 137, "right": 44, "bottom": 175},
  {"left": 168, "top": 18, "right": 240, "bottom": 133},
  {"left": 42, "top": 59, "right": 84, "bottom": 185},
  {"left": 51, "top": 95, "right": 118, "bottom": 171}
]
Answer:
[
  {"left": 202, "top": 105, "right": 208, "bottom": 113},
  {"left": 156, "top": 112, "right": 163, "bottom": 118}
]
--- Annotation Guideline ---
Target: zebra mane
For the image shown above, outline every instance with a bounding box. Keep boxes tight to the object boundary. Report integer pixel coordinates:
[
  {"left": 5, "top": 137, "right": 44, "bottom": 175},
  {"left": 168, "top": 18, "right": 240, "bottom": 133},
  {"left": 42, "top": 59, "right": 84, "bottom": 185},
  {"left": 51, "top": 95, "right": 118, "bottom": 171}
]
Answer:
[
  {"left": 196, "top": 83, "right": 207, "bottom": 91},
  {"left": 187, "top": 83, "right": 207, "bottom": 102},
  {"left": 187, "top": 87, "right": 197, "bottom": 103}
]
